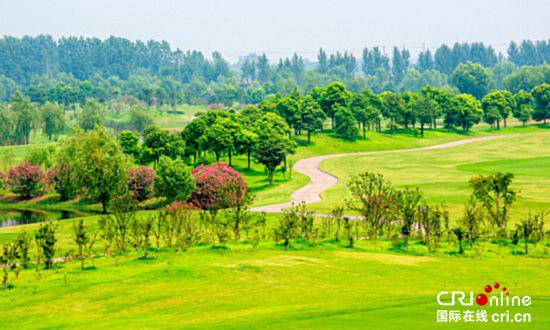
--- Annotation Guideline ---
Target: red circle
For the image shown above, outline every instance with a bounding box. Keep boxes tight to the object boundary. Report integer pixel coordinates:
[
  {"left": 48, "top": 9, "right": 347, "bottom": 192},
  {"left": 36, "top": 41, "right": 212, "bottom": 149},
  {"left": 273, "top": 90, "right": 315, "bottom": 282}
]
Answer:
[
  {"left": 503, "top": 287, "right": 506, "bottom": 291},
  {"left": 484, "top": 285, "right": 492, "bottom": 293},
  {"left": 476, "top": 294, "right": 488, "bottom": 306},
  {"left": 494, "top": 283, "right": 500, "bottom": 289},
  {"left": 506, "top": 293, "right": 509, "bottom": 295}
]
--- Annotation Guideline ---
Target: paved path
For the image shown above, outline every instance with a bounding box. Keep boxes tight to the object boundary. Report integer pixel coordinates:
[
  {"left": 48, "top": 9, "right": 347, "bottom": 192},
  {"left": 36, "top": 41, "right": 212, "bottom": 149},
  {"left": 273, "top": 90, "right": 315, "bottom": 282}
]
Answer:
[{"left": 250, "top": 135, "right": 510, "bottom": 213}]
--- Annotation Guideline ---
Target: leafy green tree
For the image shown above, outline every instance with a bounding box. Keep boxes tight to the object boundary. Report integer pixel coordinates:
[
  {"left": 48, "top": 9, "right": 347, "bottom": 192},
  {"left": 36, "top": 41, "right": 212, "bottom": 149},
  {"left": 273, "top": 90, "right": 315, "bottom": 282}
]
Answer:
[
  {"left": 300, "top": 95, "right": 325, "bottom": 143},
  {"left": 0, "top": 104, "right": 12, "bottom": 145},
  {"left": 396, "top": 187, "right": 423, "bottom": 251},
  {"left": 448, "top": 94, "right": 483, "bottom": 132},
  {"left": 347, "top": 172, "right": 396, "bottom": 240},
  {"left": 11, "top": 91, "right": 35, "bottom": 145},
  {"left": 118, "top": 130, "right": 141, "bottom": 162},
  {"left": 235, "top": 129, "right": 258, "bottom": 170},
  {"left": 320, "top": 82, "right": 351, "bottom": 128},
  {"left": 79, "top": 98, "right": 105, "bottom": 131},
  {"left": 459, "top": 197, "right": 485, "bottom": 247},
  {"left": 35, "top": 222, "right": 57, "bottom": 269},
  {"left": 181, "top": 118, "right": 207, "bottom": 163},
  {"left": 142, "top": 127, "right": 185, "bottom": 168},
  {"left": 481, "top": 91, "right": 515, "bottom": 128},
  {"left": 202, "top": 120, "right": 232, "bottom": 162},
  {"left": 129, "top": 105, "right": 154, "bottom": 134},
  {"left": 253, "top": 128, "right": 296, "bottom": 185},
  {"left": 334, "top": 105, "right": 358, "bottom": 141},
  {"left": 469, "top": 172, "right": 516, "bottom": 239},
  {"left": 413, "top": 95, "right": 436, "bottom": 136},
  {"left": 450, "top": 62, "right": 493, "bottom": 99},
  {"left": 380, "top": 91, "right": 404, "bottom": 133},
  {"left": 531, "top": 83, "right": 550, "bottom": 123},
  {"left": 513, "top": 90, "right": 534, "bottom": 126},
  {"left": 41, "top": 102, "right": 65, "bottom": 141},
  {"left": 155, "top": 156, "right": 194, "bottom": 203},
  {"left": 59, "top": 126, "right": 129, "bottom": 213}
]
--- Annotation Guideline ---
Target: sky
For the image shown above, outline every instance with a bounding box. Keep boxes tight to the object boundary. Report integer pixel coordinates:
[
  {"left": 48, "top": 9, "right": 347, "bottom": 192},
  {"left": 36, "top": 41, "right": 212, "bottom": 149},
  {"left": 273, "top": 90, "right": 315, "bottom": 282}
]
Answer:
[{"left": 0, "top": 0, "right": 548, "bottom": 63}]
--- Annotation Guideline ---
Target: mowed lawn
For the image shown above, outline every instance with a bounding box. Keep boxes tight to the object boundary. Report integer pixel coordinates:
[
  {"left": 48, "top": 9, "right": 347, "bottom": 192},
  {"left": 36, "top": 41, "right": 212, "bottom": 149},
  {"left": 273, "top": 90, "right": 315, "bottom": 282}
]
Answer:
[
  {"left": 0, "top": 245, "right": 548, "bottom": 329},
  {"left": 313, "top": 132, "right": 550, "bottom": 225}
]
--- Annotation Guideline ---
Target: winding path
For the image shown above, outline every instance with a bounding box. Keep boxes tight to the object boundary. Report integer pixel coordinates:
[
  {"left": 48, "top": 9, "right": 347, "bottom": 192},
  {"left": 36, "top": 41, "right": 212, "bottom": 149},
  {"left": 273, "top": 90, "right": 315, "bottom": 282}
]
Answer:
[{"left": 250, "top": 135, "right": 510, "bottom": 213}]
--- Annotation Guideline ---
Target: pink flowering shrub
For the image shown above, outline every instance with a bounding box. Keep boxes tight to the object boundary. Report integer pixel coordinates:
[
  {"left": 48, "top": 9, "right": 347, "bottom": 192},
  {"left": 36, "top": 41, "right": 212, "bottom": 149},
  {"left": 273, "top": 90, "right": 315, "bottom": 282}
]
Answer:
[
  {"left": 47, "top": 162, "right": 77, "bottom": 201},
  {"left": 128, "top": 166, "right": 155, "bottom": 202},
  {"left": 7, "top": 163, "right": 45, "bottom": 199},
  {"left": 190, "top": 162, "right": 247, "bottom": 211}
]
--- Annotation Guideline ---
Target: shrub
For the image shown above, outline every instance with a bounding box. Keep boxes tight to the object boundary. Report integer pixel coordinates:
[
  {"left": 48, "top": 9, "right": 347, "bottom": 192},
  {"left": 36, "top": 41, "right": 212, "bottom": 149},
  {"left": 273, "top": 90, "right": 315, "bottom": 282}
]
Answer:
[
  {"left": 47, "top": 162, "right": 77, "bottom": 201},
  {"left": 128, "top": 166, "right": 155, "bottom": 202},
  {"left": 0, "top": 171, "right": 5, "bottom": 189},
  {"left": 156, "top": 156, "right": 194, "bottom": 203},
  {"left": 7, "top": 163, "right": 45, "bottom": 199},
  {"left": 190, "top": 162, "right": 247, "bottom": 211}
]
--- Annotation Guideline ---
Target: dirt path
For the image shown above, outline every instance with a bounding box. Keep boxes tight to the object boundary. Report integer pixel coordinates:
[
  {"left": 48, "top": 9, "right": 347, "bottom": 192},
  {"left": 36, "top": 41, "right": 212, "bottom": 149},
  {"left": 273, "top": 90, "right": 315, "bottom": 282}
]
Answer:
[{"left": 250, "top": 135, "right": 510, "bottom": 213}]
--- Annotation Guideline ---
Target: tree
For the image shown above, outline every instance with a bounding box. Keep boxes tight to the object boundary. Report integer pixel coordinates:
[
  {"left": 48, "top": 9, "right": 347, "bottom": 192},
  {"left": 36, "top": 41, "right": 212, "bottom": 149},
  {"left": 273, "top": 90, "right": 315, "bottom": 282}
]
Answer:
[
  {"left": 128, "top": 105, "right": 154, "bottom": 134},
  {"left": 11, "top": 91, "right": 35, "bottom": 145},
  {"left": 35, "top": 222, "right": 57, "bottom": 269},
  {"left": 181, "top": 118, "right": 207, "bottom": 163},
  {"left": 513, "top": 90, "right": 534, "bottom": 126},
  {"left": 481, "top": 91, "right": 515, "bottom": 128},
  {"left": 531, "top": 83, "right": 550, "bottom": 123},
  {"left": 41, "top": 102, "right": 65, "bottom": 141},
  {"left": 128, "top": 166, "right": 155, "bottom": 202},
  {"left": 334, "top": 105, "right": 358, "bottom": 141},
  {"left": 469, "top": 172, "right": 516, "bottom": 239},
  {"left": 347, "top": 172, "right": 396, "bottom": 240},
  {"left": 73, "top": 220, "right": 89, "bottom": 270},
  {"left": 190, "top": 162, "right": 247, "bottom": 213},
  {"left": 516, "top": 217, "right": 535, "bottom": 255},
  {"left": 253, "top": 130, "right": 295, "bottom": 185},
  {"left": 235, "top": 129, "right": 258, "bottom": 170},
  {"left": 47, "top": 162, "right": 77, "bottom": 201},
  {"left": 300, "top": 95, "right": 325, "bottom": 143},
  {"left": 7, "top": 162, "right": 45, "bottom": 199},
  {"left": 459, "top": 197, "right": 485, "bottom": 247},
  {"left": 201, "top": 121, "right": 233, "bottom": 162},
  {"left": 396, "top": 187, "right": 423, "bottom": 251},
  {"left": 450, "top": 62, "right": 493, "bottom": 99},
  {"left": 118, "top": 130, "right": 141, "bottom": 161},
  {"left": 413, "top": 95, "right": 436, "bottom": 136},
  {"left": 155, "top": 156, "right": 194, "bottom": 203},
  {"left": 452, "top": 227, "right": 465, "bottom": 254},
  {"left": 142, "top": 127, "right": 185, "bottom": 168},
  {"left": 79, "top": 98, "right": 105, "bottom": 131},
  {"left": 59, "top": 126, "right": 129, "bottom": 213},
  {"left": 320, "top": 82, "right": 351, "bottom": 128},
  {"left": 380, "top": 91, "right": 404, "bottom": 131},
  {"left": 448, "top": 94, "right": 483, "bottom": 132}
]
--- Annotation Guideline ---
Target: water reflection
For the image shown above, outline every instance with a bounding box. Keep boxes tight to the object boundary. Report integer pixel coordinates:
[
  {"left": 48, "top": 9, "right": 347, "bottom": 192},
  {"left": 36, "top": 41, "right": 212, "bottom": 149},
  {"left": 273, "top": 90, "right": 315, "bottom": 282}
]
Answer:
[{"left": 0, "top": 209, "right": 83, "bottom": 227}]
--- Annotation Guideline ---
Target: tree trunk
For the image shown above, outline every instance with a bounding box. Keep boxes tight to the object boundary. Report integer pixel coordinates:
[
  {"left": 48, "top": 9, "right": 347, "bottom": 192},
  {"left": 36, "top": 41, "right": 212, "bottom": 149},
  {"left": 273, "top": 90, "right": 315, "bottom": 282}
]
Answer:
[
  {"left": 247, "top": 149, "right": 251, "bottom": 169},
  {"left": 307, "top": 130, "right": 311, "bottom": 143},
  {"left": 421, "top": 123, "right": 424, "bottom": 137},
  {"left": 228, "top": 148, "right": 232, "bottom": 166}
]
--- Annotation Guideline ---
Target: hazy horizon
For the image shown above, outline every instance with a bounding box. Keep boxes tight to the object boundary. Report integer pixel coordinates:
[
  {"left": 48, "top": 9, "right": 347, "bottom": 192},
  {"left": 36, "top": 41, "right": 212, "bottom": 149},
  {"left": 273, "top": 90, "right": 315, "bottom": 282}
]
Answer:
[{"left": 1, "top": 0, "right": 549, "bottom": 63}]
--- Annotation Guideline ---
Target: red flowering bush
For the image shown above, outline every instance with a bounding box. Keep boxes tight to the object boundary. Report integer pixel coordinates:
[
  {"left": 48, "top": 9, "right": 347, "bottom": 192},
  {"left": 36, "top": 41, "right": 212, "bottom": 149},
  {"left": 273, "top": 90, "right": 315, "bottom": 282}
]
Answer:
[
  {"left": 128, "top": 166, "right": 155, "bottom": 201},
  {"left": 190, "top": 162, "right": 247, "bottom": 211},
  {"left": 47, "top": 162, "right": 77, "bottom": 201},
  {"left": 7, "top": 163, "right": 45, "bottom": 199}
]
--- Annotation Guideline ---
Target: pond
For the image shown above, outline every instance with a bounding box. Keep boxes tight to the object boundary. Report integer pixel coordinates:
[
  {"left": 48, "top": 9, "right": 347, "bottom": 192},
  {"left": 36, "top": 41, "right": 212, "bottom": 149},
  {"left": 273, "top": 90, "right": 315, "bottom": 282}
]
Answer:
[{"left": 0, "top": 209, "right": 86, "bottom": 228}]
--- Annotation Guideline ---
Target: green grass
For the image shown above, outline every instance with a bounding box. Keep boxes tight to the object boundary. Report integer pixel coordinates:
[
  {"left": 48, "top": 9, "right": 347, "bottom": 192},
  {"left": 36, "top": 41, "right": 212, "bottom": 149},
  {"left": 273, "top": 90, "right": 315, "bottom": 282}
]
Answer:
[
  {"left": 312, "top": 132, "right": 550, "bottom": 225},
  {"left": 0, "top": 232, "right": 548, "bottom": 329}
]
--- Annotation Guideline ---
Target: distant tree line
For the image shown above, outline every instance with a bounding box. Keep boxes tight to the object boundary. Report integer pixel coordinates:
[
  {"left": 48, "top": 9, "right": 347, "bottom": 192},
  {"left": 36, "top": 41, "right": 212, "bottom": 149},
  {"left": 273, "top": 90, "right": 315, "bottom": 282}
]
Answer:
[{"left": 1, "top": 36, "right": 550, "bottom": 105}]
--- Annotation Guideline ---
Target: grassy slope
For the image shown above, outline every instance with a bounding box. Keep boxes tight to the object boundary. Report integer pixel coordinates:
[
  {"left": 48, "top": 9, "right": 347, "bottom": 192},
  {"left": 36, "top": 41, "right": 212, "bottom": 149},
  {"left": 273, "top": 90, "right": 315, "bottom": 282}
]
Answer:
[
  {"left": 0, "top": 241, "right": 548, "bottom": 329},
  {"left": 315, "top": 132, "right": 550, "bottom": 225}
]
